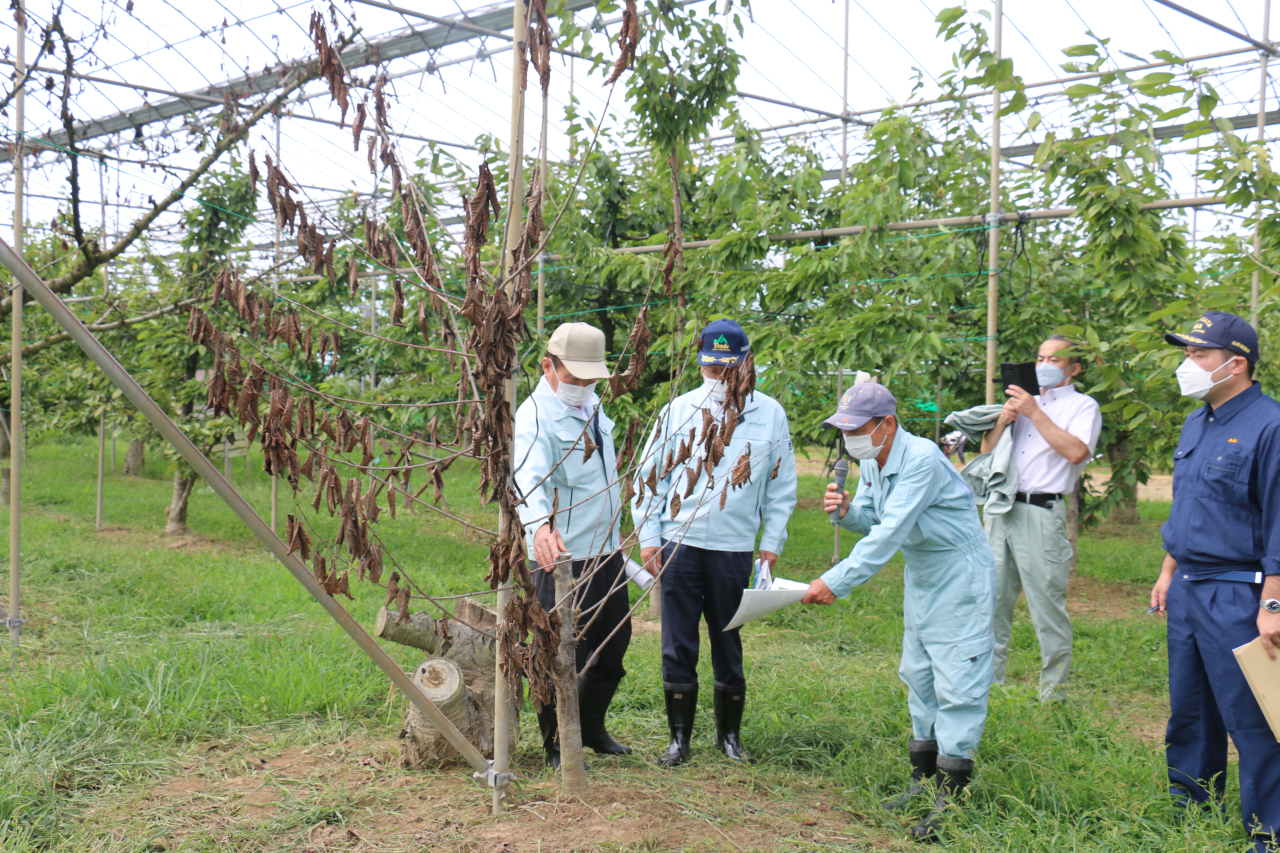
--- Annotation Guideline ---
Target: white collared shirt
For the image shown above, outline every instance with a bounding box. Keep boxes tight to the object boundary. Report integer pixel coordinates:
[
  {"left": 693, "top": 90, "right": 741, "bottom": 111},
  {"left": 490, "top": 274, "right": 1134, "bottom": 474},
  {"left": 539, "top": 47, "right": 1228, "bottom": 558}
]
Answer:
[{"left": 1011, "top": 383, "right": 1102, "bottom": 494}]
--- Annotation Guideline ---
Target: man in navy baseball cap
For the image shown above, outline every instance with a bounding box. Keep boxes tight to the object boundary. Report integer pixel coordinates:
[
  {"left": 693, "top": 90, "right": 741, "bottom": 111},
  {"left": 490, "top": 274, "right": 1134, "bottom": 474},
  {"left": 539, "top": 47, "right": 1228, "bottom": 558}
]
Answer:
[
  {"left": 697, "top": 319, "right": 751, "bottom": 366},
  {"left": 1164, "top": 310, "right": 1259, "bottom": 363},
  {"left": 1155, "top": 308, "right": 1280, "bottom": 853}
]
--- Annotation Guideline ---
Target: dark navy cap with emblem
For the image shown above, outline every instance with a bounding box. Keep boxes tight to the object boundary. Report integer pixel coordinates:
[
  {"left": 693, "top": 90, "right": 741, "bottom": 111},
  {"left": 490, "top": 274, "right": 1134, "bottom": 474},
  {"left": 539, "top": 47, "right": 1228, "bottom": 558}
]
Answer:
[
  {"left": 697, "top": 319, "right": 751, "bottom": 366},
  {"left": 1164, "top": 311, "right": 1259, "bottom": 363}
]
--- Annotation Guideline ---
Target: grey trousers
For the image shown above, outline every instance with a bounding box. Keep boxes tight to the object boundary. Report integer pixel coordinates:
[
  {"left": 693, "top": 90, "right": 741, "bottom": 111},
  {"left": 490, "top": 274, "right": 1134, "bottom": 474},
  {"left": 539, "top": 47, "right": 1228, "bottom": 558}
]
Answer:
[{"left": 985, "top": 499, "right": 1073, "bottom": 701}]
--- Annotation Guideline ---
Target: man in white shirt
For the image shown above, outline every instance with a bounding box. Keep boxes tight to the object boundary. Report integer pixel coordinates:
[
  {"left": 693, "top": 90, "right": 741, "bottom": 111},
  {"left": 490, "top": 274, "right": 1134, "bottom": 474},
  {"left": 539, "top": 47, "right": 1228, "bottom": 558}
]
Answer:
[{"left": 980, "top": 335, "right": 1102, "bottom": 702}]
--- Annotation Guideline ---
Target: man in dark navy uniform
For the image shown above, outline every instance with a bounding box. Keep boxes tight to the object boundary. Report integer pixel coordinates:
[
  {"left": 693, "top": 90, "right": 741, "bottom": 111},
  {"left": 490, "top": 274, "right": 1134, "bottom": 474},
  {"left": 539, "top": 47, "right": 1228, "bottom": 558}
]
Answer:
[{"left": 1151, "top": 311, "right": 1280, "bottom": 853}]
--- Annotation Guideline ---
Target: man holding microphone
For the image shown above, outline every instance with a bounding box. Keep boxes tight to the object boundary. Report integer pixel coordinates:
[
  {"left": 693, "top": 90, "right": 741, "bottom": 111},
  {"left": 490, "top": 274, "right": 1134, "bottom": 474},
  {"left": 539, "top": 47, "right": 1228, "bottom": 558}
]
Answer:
[{"left": 804, "top": 383, "right": 995, "bottom": 840}]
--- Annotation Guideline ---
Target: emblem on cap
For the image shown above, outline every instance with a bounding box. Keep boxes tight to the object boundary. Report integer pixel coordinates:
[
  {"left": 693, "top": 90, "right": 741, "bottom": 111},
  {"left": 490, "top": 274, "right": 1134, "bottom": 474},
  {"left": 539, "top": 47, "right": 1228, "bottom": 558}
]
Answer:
[{"left": 712, "top": 335, "right": 731, "bottom": 352}]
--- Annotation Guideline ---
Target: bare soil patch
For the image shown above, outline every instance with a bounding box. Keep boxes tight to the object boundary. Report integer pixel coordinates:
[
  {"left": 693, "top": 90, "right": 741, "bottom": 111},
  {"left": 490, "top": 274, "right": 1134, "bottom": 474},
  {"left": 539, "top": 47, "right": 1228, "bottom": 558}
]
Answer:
[
  {"left": 1067, "top": 575, "right": 1150, "bottom": 622},
  {"left": 116, "top": 735, "right": 889, "bottom": 853}
]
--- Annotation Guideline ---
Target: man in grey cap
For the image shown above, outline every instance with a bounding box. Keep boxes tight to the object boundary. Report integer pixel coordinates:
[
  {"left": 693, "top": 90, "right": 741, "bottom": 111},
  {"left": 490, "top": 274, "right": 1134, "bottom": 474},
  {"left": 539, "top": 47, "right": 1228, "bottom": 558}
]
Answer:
[
  {"left": 802, "top": 383, "right": 996, "bottom": 840},
  {"left": 513, "top": 322, "right": 634, "bottom": 769}
]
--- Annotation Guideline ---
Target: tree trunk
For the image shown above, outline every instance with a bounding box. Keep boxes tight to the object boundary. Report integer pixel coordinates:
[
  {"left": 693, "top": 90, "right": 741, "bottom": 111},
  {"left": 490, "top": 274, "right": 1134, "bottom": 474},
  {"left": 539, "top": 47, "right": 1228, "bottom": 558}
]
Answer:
[
  {"left": 124, "top": 439, "right": 146, "bottom": 476},
  {"left": 1106, "top": 434, "right": 1141, "bottom": 525},
  {"left": 379, "top": 602, "right": 519, "bottom": 768},
  {"left": 554, "top": 560, "right": 588, "bottom": 793},
  {"left": 164, "top": 472, "right": 196, "bottom": 536},
  {"left": 163, "top": 352, "right": 200, "bottom": 534}
]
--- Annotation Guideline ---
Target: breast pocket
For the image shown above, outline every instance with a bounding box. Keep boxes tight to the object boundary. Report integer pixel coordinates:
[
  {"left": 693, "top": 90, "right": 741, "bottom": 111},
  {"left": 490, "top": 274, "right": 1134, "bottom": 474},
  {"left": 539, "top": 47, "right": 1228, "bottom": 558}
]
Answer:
[
  {"left": 1203, "top": 450, "right": 1250, "bottom": 506},
  {"left": 554, "top": 428, "right": 596, "bottom": 483}
]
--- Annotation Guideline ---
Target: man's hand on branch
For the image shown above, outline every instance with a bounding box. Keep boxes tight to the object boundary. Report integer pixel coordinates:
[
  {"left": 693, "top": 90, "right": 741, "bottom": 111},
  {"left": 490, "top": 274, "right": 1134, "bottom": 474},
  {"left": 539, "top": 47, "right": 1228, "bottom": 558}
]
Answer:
[{"left": 533, "top": 523, "right": 568, "bottom": 571}]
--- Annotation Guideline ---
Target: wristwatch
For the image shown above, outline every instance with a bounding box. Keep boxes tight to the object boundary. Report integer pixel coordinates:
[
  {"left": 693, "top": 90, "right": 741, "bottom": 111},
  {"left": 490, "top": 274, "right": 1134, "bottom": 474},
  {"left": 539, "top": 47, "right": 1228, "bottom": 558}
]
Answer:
[{"left": 1262, "top": 599, "right": 1280, "bottom": 614}]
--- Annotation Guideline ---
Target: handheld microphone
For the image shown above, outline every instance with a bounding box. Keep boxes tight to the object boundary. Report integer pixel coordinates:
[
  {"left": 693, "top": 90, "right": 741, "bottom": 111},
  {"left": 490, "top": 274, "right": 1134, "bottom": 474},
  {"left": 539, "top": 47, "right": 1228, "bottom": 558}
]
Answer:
[{"left": 830, "top": 459, "right": 849, "bottom": 526}]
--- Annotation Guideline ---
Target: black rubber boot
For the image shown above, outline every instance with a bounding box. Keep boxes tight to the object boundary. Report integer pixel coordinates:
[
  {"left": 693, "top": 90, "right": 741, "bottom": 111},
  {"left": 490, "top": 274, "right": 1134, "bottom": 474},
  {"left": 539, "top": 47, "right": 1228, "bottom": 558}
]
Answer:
[
  {"left": 910, "top": 755, "right": 974, "bottom": 841},
  {"left": 713, "top": 686, "right": 750, "bottom": 762},
  {"left": 883, "top": 739, "right": 938, "bottom": 811},
  {"left": 579, "top": 678, "right": 632, "bottom": 755},
  {"left": 658, "top": 685, "right": 698, "bottom": 767},
  {"left": 537, "top": 702, "right": 561, "bottom": 769}
]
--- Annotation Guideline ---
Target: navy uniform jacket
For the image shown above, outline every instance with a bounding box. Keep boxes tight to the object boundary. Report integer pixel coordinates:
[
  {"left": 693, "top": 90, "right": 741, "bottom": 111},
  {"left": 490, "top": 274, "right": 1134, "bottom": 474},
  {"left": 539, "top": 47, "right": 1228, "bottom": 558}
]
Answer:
[{"left": 1162, "top": 382, "right": 1280, "bottom": 579}]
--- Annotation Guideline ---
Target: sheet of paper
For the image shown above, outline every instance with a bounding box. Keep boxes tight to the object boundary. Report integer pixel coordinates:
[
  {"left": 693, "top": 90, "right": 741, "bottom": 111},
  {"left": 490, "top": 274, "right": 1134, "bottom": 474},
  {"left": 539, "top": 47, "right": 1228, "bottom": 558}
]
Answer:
[
  {"left": 723, "top": 583, "right": 809, "bottom": 631},
  {"left": 1234, "top": 636, "right": 1280, "bottom": 742},
  {"left": 624, "top": 558, "right": 655, "bottom": 591}
]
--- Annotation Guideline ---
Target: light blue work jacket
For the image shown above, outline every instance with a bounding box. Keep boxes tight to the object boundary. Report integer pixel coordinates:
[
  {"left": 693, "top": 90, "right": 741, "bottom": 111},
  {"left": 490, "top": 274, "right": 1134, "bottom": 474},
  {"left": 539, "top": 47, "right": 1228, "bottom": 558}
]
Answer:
[
  {"left": 820, "top": 427, "right": 995, "bottom": 646},
  {"left": 632, "top": 386, "right": 797, "bottom": 555},
  {"left": 512, "top": 376, "right": 620, "bottom": 560}
]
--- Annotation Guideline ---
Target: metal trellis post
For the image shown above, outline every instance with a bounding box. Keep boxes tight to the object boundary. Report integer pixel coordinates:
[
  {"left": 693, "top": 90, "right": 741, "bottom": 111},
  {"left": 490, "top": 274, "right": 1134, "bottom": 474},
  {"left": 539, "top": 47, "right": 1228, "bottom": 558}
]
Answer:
[
  {"left": 833, "top": 365, "right": 842, "bottom": 564},
  {"left": 537, "top": 83, "right": 550, "bottom": 336},
  {"left": 840, "top": 0, "right": 850, "bottom": 185},
  {"left": 1253, "top": 0, "right": 1272, "bottom": 327},
  {"left": 96, "top": 416, "right": 104, "bottom": 529},
  {"left": 492, "top": 0, "right": 530, "bottom": 816},
  {"left": 271, "top": 112, "right": 281, "bottom": 534},
  {"left": 7, "top": 0, "right": 25, "bottom": 668},
  {"left": 984, "top": 0, "right": 1004, "bottom": 405}
]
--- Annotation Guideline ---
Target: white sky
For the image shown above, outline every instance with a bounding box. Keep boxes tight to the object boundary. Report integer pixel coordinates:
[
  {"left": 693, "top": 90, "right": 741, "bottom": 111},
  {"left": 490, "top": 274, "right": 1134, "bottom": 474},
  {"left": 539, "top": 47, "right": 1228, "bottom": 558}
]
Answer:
[{"left": 0, "top": 0, "right": 1275, "bottom": 255}]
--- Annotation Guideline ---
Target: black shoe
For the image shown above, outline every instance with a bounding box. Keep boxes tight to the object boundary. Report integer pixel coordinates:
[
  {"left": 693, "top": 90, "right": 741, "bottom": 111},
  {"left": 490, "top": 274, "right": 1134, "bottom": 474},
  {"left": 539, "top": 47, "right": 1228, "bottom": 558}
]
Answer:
[
  {"left": 537, "top": 703, "right": 561, "bottom": 769},
  {"left": 910, "top": 755, "right": 974, "bottom": 841},
  {"left": 713, "top": 686, "right": 750, "bottom": 762},
  {"left": 579, "top": 677, "right": 632, "bottom": 755},
  {"left": 659, "top": 685, "right": 698, "bottom": 767},
  {"left": 883, "top": 739, "right": 938, "bottom": 811}
]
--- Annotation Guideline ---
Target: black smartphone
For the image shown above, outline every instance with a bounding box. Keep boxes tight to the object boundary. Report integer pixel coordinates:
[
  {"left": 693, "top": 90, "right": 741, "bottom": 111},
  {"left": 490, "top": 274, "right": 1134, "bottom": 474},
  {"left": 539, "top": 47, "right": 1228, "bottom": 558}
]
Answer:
[{"left": 999, "top": 362, "right": 1039, "bottom": 397}]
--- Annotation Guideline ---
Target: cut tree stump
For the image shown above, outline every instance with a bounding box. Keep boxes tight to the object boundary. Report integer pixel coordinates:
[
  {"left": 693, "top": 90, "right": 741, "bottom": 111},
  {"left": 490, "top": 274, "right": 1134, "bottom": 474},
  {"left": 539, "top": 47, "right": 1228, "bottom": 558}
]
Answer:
[{"left": 377, "top": 601, "right": 518, "bottom": 769}]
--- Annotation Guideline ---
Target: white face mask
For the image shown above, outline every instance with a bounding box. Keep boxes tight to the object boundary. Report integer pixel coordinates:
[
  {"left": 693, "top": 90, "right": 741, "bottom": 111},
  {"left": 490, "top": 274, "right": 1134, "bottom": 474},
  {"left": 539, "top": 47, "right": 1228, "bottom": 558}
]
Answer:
[
  {"left": 844, "top": 420, "right": 889, "bottom": 460},
  {"left": 1036, "top": 363, "right": 1066, "bottom": 390},
  {"left": 554, "top": 379, "right": 596, "bottom": 408},
  {"left": 1175, "top": 356, "right": 1237, "bottom": 400},
  {"left": 702, "top": 377, "right": 728, "bottom": 404}
]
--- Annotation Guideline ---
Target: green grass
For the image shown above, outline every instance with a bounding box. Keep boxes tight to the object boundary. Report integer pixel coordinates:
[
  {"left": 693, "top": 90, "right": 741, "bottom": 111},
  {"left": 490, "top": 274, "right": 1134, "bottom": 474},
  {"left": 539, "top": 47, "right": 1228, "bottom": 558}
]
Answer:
[{"left": 0, "top": 443, "right": 1253, "bottom": 851}]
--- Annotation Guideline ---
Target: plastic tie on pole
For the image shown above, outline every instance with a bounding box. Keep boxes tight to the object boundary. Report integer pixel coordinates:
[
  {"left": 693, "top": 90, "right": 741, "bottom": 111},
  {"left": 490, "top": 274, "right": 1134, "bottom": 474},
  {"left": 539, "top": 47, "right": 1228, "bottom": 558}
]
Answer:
[
  {"left": 473, "top": 759, "right": 516, "bottom": 790},
  {"left": 3, "top": 616, "right": 24, "bottom": 630},
  {"left": 984, "top": 211, "right": 1005, "bottom": 229}
]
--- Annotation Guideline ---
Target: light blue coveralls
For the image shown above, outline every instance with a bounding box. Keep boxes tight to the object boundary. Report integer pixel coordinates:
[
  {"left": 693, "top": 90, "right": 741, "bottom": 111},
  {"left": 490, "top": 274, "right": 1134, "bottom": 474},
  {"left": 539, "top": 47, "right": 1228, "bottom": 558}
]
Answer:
[{"left": 820, "top": 428, "right": 996, "bottom": 759}]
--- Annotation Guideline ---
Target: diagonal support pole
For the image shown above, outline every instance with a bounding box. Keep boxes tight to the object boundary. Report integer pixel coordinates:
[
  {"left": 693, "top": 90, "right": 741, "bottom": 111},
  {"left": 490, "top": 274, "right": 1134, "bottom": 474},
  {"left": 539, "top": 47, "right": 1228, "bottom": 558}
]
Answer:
[{"left": 0, "top": 235, "right": 505, "bottom": 789}]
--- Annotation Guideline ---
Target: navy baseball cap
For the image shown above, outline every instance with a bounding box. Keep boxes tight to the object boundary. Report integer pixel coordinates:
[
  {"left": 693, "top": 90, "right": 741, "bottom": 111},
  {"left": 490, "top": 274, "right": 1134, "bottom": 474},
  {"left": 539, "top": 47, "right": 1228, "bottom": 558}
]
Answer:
[
  {"left": 823, "top": 382, "right": 897, "bottom": 430},
  {"left": 697, "top": 319, "right": 751, "bottom": 366},
  {"left": 1164, "top": 311, "right": 1259, "bottom": 363}
]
